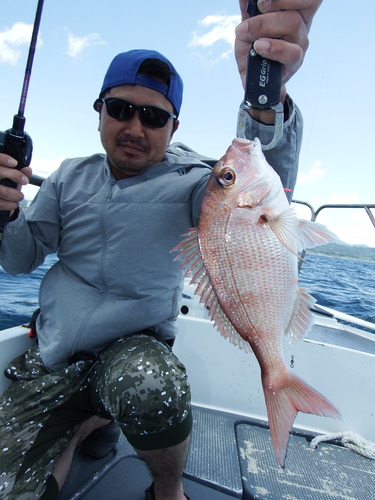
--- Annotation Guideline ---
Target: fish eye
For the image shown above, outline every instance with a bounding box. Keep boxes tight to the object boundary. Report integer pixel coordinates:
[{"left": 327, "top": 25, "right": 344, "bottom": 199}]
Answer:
[{"left": 217, "top": 167, "right": 236, "bottom": 187}]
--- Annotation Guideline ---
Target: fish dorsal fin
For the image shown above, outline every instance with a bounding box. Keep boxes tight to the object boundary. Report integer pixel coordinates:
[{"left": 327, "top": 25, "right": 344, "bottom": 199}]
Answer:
[
  {"left": 204, "top": 280, "right": 252, "bottom": 353},
  {"left": 172, "top": 228, "right": 251, "bottom": 353},
  {"left": 285, "top": 287, "right": 316, "bottom": 342},
  {"left": 268, "top": 208, "right": 338, "bottom": 255}
]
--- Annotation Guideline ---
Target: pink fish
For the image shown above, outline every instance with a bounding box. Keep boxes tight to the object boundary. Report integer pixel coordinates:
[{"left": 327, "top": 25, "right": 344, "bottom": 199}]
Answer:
[{"left": 173, "top": 137, "right": 340, "bottom": 467}]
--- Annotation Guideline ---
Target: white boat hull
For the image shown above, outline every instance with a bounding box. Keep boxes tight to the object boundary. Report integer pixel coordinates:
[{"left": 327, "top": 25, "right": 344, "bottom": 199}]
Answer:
[
  {"left": 175, "top": 314, "right": 375, "bottom": 442},
  {"left": 1, "top": 286, "right": 374, "bottom": 444}
]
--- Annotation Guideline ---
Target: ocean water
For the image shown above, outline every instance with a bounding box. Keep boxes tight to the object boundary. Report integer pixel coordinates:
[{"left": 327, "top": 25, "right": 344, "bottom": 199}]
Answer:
[
  {"left": 299, "top": 254, "right": 375, "bottom": 325},
  {"left": 0, "top": 253, "right": 374, "bottom": 331}
]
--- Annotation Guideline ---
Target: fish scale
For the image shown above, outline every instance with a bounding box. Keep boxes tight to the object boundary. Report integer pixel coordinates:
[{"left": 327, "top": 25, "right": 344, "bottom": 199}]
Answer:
[{"left": 212, "top": 213, "right": 295, "bottom": 337}]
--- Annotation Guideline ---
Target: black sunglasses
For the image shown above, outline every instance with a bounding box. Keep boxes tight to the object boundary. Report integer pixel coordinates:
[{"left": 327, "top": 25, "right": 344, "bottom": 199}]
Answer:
[{"left": 101, "top": 97, "right": 177, "bottom": 128}]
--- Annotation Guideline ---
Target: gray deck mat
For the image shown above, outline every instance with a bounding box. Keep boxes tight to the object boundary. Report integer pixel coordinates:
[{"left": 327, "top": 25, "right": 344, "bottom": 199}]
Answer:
[
  {"left": 237, "top": 422, "right": 375, "bottom": 500},
  {"left": 59, "top": 406, "right": 242, "bottom": 499},
  {"left": 58, "top": 406, "right": 374, "bottom": 499},
  {"left": 63, "top": 456, "right": 236, "bottom": 499}
]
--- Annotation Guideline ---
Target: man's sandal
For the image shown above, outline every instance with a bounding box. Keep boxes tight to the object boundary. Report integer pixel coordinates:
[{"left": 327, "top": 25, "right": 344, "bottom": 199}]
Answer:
[{"left": 144, "top": 482, "right": 191, "bottom": 500}]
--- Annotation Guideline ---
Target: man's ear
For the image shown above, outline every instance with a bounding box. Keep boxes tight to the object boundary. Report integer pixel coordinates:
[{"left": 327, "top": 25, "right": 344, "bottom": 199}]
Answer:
[
  {"left": 96, "top": 103, "right": 103, "bottom": 131},
  {"left": 167, "top": 119, "right": 179, "bottom": 147},
  {"left": 171, "top": 119, "right": 179, "bottom": 137}
]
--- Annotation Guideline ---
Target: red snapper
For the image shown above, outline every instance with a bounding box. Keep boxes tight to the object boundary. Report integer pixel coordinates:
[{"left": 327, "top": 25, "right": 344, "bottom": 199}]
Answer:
[{"left": 173, "top": 137, "right": 340, "bottom": 467}]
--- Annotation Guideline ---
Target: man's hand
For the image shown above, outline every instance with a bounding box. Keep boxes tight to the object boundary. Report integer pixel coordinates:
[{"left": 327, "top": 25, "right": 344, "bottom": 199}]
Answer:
[
  {"left": 235, "top": 0, "right": 323, "bottom": 93},
  {"left": 0, "top": 154, "right": 31, "bottom": 212}
]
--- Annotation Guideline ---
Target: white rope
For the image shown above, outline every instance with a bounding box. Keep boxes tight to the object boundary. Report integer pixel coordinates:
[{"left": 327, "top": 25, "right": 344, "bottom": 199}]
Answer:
[{"left": 310, "top": 431, "right": 375, "bottom": 459}]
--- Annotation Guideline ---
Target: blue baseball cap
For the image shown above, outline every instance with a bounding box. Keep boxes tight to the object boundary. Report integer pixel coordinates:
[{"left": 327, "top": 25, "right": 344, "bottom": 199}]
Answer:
[{"left": 93, "top": 49, "right": 183, "bottom": 116}]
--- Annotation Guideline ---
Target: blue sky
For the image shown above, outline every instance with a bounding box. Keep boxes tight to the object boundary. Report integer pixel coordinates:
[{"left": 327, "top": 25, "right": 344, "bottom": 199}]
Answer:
[{"left": 1, "top": 0, "right": 374, "bottom": 247}]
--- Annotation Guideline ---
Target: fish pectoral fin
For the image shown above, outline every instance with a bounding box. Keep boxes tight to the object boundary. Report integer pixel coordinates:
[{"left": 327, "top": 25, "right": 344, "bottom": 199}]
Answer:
[
  {"left": 296, "top": 219, "right": 339, "bottom": 250},
  {"left": 285, "top": 288, "right": 316, "bottom": 342},
  {"left": 268, "top": 208, "right": 339, "bottom": 255},
  {"left": 267, "top": 208, "right": 300, "bottom": 256}
]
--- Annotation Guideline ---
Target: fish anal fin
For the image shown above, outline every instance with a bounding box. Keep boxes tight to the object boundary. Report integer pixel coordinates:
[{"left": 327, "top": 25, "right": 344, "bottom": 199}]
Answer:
[
  {"left": 286, "top": 288, "right": 316, "bottom": 342},
  {"left": 263, "top": 372, "right": 341, "bottom": 467}
]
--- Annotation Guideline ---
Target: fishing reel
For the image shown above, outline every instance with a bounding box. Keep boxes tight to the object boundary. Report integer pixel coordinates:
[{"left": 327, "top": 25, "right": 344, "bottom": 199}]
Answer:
[
  {"left": 0, "top": 115, "right": 33, "bottom": 191},
  {"left": 0, "top": 117, "right": 33, "bottom": 241}
]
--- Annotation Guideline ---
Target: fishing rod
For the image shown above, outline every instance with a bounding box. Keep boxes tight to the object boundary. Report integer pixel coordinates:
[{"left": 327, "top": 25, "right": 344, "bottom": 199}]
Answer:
[
  {"left": 238, "top": 0, "right": 283, "bottom": 150},
  {"left": 0, "top": 0, "right": 45, "bottom": 246}
]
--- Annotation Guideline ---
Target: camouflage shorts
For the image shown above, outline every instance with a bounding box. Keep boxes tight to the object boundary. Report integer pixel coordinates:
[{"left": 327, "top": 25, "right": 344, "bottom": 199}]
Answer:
[{"left": 0, "top": 333, "right": 191, "bottom": 499}]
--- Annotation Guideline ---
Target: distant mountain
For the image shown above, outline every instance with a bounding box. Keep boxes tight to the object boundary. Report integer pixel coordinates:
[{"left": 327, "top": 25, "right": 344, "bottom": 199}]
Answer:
[{"left": 308, "top": 242, "right": 375, "bottom": 262}]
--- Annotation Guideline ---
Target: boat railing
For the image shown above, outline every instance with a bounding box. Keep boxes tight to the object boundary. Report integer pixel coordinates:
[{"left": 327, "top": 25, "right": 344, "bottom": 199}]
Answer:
[
  {"left": 292, "top": 200, "right": 375, "bottom": 227},
  {"left": 22, "top": 178, "right": 375, "bottom": 333},
  {"left": 292, "top": 200, "right": 375, "bottom": 332},
  {"left": 29, "top": 174, "right": 375, "bottom": 255},
  {"left": 30, "top": 174, "right": 44, "bottom": 187},
  {"left": 292, "top": 200, "right": 375, "bottom": 269}
]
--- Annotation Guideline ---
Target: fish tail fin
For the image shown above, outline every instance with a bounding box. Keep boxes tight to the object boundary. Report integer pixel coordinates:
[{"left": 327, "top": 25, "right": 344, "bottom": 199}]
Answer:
[{"left": 263, "top": 372, "right": 340, "bottom": 467}]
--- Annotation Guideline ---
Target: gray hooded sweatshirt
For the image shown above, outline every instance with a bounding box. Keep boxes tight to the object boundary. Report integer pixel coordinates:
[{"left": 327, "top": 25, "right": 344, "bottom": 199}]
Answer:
[{"left": 0, "top": 99, "right": 302, "bottom": 370}]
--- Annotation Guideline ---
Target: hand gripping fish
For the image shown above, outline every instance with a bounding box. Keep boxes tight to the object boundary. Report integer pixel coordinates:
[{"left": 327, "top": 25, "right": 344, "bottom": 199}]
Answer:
[{"left": 173, "top": 137, "right": 341, "bottom": 467}]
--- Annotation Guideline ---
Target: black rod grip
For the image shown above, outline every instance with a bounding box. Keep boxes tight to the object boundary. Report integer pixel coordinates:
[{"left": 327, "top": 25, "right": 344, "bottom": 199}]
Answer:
[{"left": 244, "top": 0, "right": 282, "bottom": 109}]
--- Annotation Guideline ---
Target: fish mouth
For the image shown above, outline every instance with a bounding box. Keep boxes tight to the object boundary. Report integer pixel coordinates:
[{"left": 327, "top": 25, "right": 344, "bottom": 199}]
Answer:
[{"left": 232, "top": 137, "right": 256, "bottom": 153}]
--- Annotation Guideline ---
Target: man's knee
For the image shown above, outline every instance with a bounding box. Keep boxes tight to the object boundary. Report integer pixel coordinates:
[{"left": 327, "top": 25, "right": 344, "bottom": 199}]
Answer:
[{"left": 89, "top": 334, "right": 191, "bottom": 444}]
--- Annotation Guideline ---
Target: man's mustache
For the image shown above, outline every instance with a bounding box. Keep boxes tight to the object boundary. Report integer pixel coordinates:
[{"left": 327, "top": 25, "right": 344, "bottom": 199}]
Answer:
[{"left": 116, "top": 135, "right": 149, "bottom": 153}]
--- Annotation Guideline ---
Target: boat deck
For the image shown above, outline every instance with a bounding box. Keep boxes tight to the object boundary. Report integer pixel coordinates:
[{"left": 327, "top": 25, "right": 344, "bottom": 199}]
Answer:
[
  {"left": 59, "top": 406, "right": 375, "bottom": 500},
  {"left": 1, "top": 304, "right": 374, "bottom": 499}
]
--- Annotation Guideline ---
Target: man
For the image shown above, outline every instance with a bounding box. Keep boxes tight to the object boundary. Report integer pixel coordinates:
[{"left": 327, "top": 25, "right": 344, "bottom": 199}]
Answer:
[{"left": 0, "top": 1, "right": 322, "bottom": 499}]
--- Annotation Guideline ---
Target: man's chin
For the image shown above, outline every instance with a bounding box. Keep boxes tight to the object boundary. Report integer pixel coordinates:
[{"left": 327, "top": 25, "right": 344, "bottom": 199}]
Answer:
[{"left": 109, "top": 158, "right": 150, "bottom": 179}]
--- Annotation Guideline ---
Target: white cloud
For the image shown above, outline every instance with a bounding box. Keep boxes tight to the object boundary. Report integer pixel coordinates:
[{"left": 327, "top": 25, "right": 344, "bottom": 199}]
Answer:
[
  {"left": 297, "top": 160, "right": 326, "bottom": 185},
  {"left": 66, "top": 31, "right": 107, "bottom": 58},
  {"left": 190, "top": 14, "right": 240, "bottom": 48},
  {"left": 189, "top": 14, "right": 240, "bottom": 63},
  {"left": 0, "top": 22, "right": 43, "bottom": 65}
]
